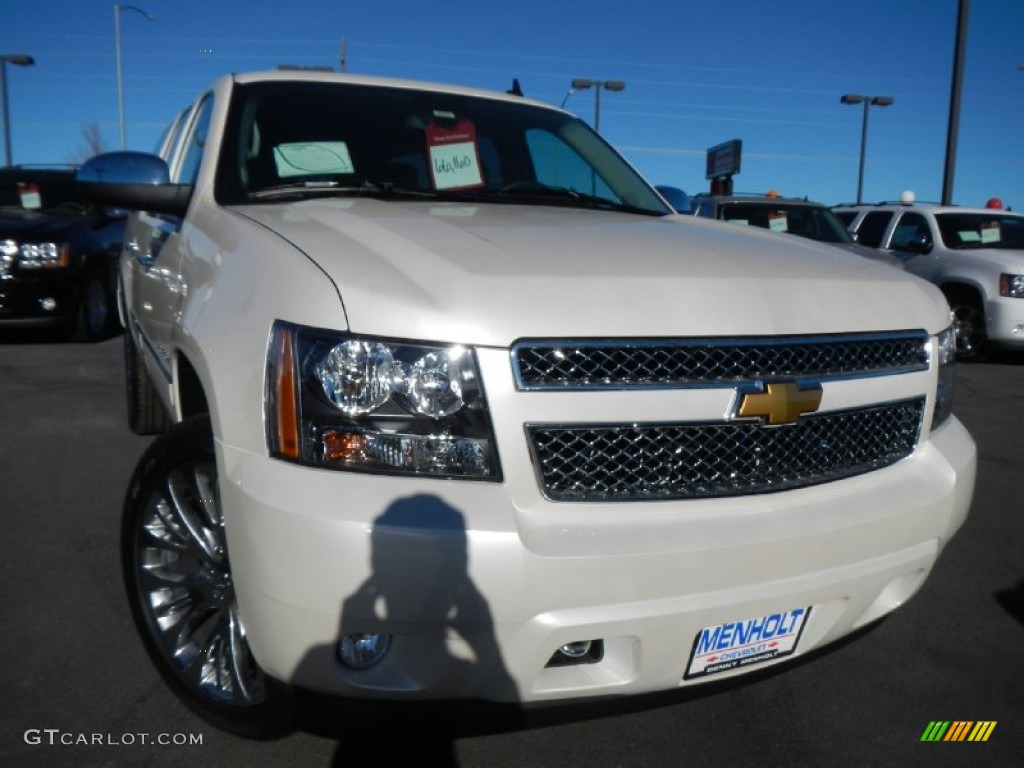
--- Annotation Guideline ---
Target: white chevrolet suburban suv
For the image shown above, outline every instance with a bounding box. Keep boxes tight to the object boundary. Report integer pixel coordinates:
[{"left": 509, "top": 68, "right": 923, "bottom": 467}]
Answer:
[
  {"left": 834, "top": 200, "right": 1024, "bottom": 360},
  {"left": 79, "top": 70, "right": 976, "bottom": 736}
]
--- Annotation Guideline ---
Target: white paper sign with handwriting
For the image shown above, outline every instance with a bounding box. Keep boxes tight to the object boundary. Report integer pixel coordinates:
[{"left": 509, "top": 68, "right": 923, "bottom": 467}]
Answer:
[{"left": 426, "top": 116, "right": 484, "bottom": 191}]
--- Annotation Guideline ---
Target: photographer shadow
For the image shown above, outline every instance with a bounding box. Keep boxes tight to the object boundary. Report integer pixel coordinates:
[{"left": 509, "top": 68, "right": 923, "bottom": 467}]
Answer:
[{"left": 292, "top": 494, "right": 522, "bottom": 765}]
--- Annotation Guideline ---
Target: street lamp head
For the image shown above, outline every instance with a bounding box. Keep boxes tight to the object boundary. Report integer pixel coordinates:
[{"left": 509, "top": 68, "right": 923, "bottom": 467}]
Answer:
[
  {"left": 118, "top": 4, "right": 155, "bottom": 21},
  {"left": 842, "top": 93, "right": 893, "bottom": 107},
  {"left": 571, "top": 78, "right": 625, "bottom": 92},
  {"left": 1, "top": 55, "right": 35, "bottom": 67}
]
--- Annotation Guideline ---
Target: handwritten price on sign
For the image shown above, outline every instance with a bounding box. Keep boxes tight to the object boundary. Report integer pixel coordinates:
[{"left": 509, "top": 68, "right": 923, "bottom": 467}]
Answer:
[{"left": 426, "top": 119, "right": 484, "bottom": 191}]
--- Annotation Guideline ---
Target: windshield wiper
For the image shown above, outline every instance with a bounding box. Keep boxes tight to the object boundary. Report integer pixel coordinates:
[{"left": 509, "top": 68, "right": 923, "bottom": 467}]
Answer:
[
  {"left": 246, "top": 178, "right": 662, "bottom": 214},
  {"left": 246, "top": 179, "right": 440, "bottom": 201}
]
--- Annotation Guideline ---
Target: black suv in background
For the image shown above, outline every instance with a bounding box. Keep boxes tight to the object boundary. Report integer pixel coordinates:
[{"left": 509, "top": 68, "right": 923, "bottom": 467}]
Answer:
[
  {"left": 684, "top": 193, "right": 901, "bottom": 268},
  {"left": 0, "top": 166, "right": 123, "bottom": 340}
]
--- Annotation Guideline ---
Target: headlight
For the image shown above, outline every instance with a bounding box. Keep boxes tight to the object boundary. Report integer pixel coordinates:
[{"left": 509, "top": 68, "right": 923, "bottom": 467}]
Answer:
[
  {"left": 999, "top": 273, "right": 1024, "bottom": 298},
  {"left": 314, "top": 340, "right": 396, "bottom": 416},
  {"left": 932, "top": 325, "right": 956, "bottom": 430},
  {"left": 266, "top": 322, "right": 500, "bottom": 479},
  {"left": 8, "top": 240, "right": 70, "bottom": 269},
  {"left": 0, "top": 240, "right": 15, "bottom": 277}
]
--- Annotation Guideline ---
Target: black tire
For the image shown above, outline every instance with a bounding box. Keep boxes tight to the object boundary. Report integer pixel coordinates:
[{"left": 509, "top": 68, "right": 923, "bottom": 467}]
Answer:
[
  {"left": 71, "top": 268, "right": 117, "bottom": 342},
  {"left": 124, "top": 330, "right": 168, "bottom": 435},
  {"left": 122, "top": 417, "right": 293, "bottom": 738},
  {"left": 946, "top": 290, "right": 988, "bottom": 362}
]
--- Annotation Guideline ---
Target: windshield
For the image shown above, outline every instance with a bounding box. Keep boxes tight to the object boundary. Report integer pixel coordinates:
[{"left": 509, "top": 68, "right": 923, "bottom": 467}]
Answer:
[
  {"left": 0, "top": 171, "right": 88, "bottom": 215},
  {"left": 934, "top": 212, "right": 1024, "bottom": 250},
  {"left": 215, "top": 80, "right": 669, "bottom": 215},
  {"left": 717, "top": 202, "right": 853, "bottom": 244}
]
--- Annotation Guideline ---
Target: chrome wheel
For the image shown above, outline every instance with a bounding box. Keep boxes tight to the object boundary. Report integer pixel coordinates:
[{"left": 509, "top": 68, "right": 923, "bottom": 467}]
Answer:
[
  {"left": 134, "top": 460, "right": 265, "bottom": 706},
  {"left": 124, "top": 418, "right": 292, "bottom": 735}
]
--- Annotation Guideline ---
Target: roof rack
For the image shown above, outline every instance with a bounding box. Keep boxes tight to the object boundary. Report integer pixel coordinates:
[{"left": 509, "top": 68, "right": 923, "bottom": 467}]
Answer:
[
  {"left": 874, "top": 199, "right": 945, "bottom": 207},
  {"left": 832, "top": 200, "right": 944, "bottom": 208},
  {"left": 691, "top": 191, "right": 809, "bottom": 202}
]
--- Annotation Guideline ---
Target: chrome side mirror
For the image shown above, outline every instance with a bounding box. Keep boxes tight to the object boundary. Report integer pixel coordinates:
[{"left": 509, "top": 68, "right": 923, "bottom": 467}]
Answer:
[{"left": 77, "top": 152, "right": 191, "bottom": 216}]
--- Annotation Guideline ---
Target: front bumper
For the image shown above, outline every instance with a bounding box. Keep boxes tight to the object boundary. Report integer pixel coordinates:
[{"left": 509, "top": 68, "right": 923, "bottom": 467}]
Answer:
[
  {"left": 0, "top": 274, "right": 81, "bottom": 327},
  {"left": 219, "top": 415, "right": 975, "bottom": 704},
  {"left": 986, "top": 296, "right": 1024, "bottom": 348}
]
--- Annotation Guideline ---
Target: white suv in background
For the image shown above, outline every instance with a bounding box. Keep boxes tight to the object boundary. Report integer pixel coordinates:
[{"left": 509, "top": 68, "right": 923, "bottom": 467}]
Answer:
[
  {"left": 835, "top": 201, "right": 1024, "bottom": 360},
  {"left": 77, "top": 70, "right": 975, "bottom": 737}
]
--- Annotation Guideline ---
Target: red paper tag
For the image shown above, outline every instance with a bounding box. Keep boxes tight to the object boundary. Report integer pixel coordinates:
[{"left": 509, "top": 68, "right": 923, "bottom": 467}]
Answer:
[
  {"left": 18, "top": 182, "right": 42, "bottom": 210},
  {"left": 425, "top": 116, "right": 484, "bottom": 191}
]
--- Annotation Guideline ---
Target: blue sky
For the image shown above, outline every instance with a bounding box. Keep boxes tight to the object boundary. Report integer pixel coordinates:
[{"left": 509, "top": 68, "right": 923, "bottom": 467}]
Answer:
[{"left": 2, "top": 0, "right": 1022, "bottom": 208}]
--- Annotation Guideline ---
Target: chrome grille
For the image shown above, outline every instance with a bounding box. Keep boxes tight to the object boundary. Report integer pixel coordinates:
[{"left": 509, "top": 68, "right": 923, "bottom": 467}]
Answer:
[
  {"left": 528, "top": 398, "right": 924, "bottom": 502},
  {"left": 513, "top": 332, "right": 929, "bottom": 389}
]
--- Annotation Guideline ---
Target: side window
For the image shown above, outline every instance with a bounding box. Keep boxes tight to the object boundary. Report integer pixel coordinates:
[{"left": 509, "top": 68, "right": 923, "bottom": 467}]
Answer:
[
  {"left": 155, "top": 108, "right": 189, "bottom": 160},
  {"left": 1002, "top": 218, "right": 1024, "bottom": 248},
  {"left": 525, "top": 128, "right": 616, "bottom": 199},
  {"left": 175, "top": 95, "right": 214, "bottom": 185},
  {"left": 854, "top": 211, "right": 893, "bottom": 248},
  {"left": 889, "top": 212, "right": 931, "bottom": 251}
]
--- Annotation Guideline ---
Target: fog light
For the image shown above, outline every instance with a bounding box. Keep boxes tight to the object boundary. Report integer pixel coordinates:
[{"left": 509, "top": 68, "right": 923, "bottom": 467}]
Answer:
[
  {"left": 545, "top": 639, "right": 604, "bottom": 667},
  {"left": 559, "top": 640, "right": 592, "bottom": 658},
  {"left": 337, "top": 633, "right": 392, "bottom": 669},
  {"left": 39, "top": 297, "right": 57, "bottom": 311}
]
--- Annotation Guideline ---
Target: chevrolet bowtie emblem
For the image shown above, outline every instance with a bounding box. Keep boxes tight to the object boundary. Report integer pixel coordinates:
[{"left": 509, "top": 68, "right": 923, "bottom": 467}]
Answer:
[{"left": 737, "top": 381, "right": 823, "bottom": 425}]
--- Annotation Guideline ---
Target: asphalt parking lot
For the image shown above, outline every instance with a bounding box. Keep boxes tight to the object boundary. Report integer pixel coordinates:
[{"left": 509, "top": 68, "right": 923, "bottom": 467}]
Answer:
[{"left": 0, "top": 331, "right": 1021, "bottom": 768}]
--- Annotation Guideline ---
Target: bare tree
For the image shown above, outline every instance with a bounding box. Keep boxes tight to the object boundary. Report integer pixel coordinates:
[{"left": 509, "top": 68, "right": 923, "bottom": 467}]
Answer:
[{"left": 68, "top": 122, "right": 108, "bottom": 164}]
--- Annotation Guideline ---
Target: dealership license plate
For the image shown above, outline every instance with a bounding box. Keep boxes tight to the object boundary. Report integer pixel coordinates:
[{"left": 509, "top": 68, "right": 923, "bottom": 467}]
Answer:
[{"left": 684, "top": 607, "right": 811, "bottom": 680}]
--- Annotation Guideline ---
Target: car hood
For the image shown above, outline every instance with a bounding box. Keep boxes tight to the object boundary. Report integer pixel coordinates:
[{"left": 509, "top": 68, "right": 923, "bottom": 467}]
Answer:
[
  {"left": 234, "top": 199, "right": 951, "bottom": 347},
  {"left": 829, "top": 240, "right": 906, "bottom": 269},
  {"left": 0, "top": 211, "right": 86, "bottom": 240}
]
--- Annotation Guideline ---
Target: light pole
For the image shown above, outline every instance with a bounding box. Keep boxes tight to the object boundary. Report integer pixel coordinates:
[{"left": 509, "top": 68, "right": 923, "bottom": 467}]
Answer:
[
  {"left": 569, "top": 78, "right": 625, "bottom": 134},
  {"left": 942, "top": 0, "right": 969, "bottom": 206},
  {"left": 115, "top": 4, "right": 153, "bottom": 150},
  {"left": 1, "top": 54, "right": 35, "bottom": 167},
  {"left": 840, "top": 93, "right": 894, "bottom": 204}
]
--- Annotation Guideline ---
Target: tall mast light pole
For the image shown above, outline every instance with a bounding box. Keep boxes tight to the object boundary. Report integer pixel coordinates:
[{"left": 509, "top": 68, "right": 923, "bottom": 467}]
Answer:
[
  {"left": 115, "top": 4, "right": 154, "bottom": 150},
  {"left": 0, "top": 54, "right": 35, "bottom": 167},
  {"left": 840, "top": 93, "right": 894, "bottom": 204},
  {"left": 568, "top": 78, "right": 625, "bottom": 134}
]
